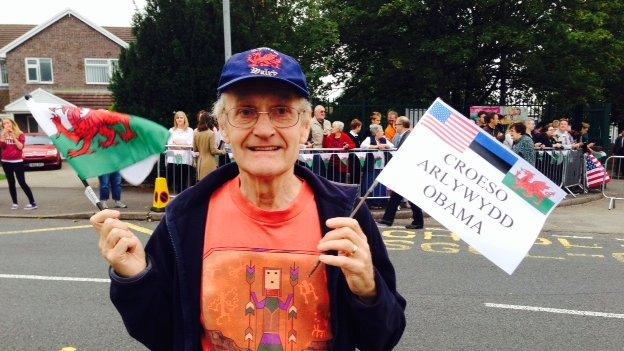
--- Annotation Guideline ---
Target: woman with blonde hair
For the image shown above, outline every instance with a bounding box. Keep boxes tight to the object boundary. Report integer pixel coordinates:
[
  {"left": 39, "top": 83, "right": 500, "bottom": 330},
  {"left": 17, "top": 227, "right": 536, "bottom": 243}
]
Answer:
[
  {"left": 166, "top": 111, "right": 195, "bottom": 193},
  {"left": 193, "top": 111, "right": 225, "bottom": 180},
  {"left": 0, "top": 118, "right": 37, "bottom": 209}
]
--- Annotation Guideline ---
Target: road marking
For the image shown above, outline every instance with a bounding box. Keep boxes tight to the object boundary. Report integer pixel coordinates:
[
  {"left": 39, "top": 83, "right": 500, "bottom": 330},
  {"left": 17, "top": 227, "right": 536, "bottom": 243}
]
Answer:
[
  {"left": 0, "top": 274, "right": 109, "bottom": 283},
  {"left": 484, "top": 303, "right": 624, "bottom": 319},
  {"left": 127, "top": 222, "right": 153, "bottom": 235},
  {"left": 551, "top": 234, "right": 594, "bottom": 239},
  {"left": 0, "top": 225, "right": 91, "bottom": 236}
]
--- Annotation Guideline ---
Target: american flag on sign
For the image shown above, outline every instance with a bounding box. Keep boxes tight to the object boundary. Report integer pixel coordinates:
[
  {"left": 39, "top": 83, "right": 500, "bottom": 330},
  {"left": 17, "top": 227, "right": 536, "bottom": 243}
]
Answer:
[
  {"left": 585, "top": 153, "right": 610, "bottom": 189},
  {"left": 420, "top": 101, "right": 480, "bottom": 152}
]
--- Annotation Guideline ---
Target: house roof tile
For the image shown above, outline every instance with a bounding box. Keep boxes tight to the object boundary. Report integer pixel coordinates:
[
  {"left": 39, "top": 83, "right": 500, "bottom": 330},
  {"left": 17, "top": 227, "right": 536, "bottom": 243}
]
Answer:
[
  {"left": 55, "top": 92, "right": 115, "bottom": 110},
  {"left": 0, "top": 24, "right": 36, "bottom": 49}
]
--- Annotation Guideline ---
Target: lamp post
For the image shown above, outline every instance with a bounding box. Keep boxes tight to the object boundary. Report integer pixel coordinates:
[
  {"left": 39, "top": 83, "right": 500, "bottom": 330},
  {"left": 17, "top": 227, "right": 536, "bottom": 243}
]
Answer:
[{"left": 223, "top": 0, "right": 232, "bottom": 61}]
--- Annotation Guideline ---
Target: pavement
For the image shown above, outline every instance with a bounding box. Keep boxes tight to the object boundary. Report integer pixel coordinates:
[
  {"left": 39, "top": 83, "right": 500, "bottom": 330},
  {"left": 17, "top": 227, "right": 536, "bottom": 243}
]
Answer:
[{"left": 0, "top": 163, "right": 621, "bottom": 228}]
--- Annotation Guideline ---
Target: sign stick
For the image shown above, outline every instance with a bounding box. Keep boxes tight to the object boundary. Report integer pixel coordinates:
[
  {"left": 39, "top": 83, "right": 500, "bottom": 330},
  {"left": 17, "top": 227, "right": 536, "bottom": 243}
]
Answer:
[{"left": 308, "top": 180, "right": 379, "bottom": 277}]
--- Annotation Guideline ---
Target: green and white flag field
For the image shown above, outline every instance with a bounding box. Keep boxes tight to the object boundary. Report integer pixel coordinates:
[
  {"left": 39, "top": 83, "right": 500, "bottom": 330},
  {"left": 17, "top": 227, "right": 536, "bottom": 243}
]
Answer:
[{"left": 26, "top": 99, "right": 169, "bottom": 185}]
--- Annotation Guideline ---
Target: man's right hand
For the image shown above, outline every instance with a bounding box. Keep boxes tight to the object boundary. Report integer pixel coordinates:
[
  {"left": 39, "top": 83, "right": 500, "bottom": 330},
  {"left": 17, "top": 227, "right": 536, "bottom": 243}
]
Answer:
[{"left": 90, "top": 210, "right": 147, "bottom": 278}]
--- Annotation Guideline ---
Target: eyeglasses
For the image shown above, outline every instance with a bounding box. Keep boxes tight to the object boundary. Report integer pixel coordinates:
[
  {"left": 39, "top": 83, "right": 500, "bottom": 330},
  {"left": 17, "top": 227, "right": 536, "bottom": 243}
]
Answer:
[{"left": 225, "top": 106, "right": 302, "bottom": 129}]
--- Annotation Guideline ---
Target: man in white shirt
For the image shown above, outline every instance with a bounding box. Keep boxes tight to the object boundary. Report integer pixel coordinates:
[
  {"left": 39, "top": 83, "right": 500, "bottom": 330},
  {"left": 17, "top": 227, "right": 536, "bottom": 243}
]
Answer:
[
  {"left": 555, "top": 119, "right": 577, "bottom": 149},
  {"left": 309, "top": 105, "right": 331, "bottom": 148}
]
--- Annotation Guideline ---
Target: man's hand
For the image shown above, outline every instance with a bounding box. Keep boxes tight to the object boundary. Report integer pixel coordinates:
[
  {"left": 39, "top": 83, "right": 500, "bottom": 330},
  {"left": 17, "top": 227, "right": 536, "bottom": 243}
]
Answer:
[
  {"left": 90, "top": 210, "right": 147, "bottom": 278},
  {"left": 317, "top": 217, "right": 377, "bottom": 302}
]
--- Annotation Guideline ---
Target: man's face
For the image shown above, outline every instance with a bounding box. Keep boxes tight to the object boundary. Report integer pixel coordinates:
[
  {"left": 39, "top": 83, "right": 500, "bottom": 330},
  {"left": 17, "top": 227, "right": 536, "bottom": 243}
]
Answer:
[
  {"left": 491, "top": 114, "right": 499, "bottom": 126},
  {"left": 388, "top": 113, "right": 397, "bottom": 125},
  {"left": 221, "top": 82, "right": 310, "bottom": 179},
  {"left": 559, "top": 121, "right": 568, "bottom": 132},
  {"left": 314, "top": 107, "right": 326, "bottom": 121},
  {"left": 394, "top": 121, "right": 405, "bottom": 134}
]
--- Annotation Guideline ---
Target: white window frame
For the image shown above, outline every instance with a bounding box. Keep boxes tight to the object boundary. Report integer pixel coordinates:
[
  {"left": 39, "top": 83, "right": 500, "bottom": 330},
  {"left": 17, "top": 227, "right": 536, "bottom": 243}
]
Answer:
[
  {"left": 25, "top": 58, "right": 54, "bottom": 84},
  {"left": 84, "top": 58, "right": 118, "bottom": 85},
  {"left": 0, "top": 60, "right": 8, "bottom": 86}
]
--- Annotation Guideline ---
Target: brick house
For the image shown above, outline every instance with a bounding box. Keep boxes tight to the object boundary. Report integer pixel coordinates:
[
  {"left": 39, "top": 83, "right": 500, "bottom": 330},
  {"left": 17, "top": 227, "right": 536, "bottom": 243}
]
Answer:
[{"left": 0, "top": 8, "right": 133, "bottom": 132}]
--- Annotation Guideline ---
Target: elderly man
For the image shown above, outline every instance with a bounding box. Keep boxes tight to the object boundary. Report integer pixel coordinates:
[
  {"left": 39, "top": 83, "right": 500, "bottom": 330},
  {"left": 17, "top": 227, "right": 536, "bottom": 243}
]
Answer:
[
  {"left": 310, "top": 105, "right": 331, "bottom": 148},
  {"left": 377, "top": 117, "right": 424, "bottom": 229},
  {"left": 90, "top": 47, "right": 405, "bottom": 351}
]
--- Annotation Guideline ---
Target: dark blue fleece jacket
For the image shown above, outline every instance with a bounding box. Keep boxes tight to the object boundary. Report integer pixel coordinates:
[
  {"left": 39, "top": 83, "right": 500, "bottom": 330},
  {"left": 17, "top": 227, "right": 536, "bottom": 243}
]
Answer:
[{"left": 109, "top": 163, "right": 406, "bottom": 350}]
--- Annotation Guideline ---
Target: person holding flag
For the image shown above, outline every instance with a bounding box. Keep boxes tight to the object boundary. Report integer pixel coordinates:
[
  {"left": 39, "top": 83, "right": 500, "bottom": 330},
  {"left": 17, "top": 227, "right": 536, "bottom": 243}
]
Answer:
[{"left": 90, "top": 47, "right": 405, "bottom": 350}]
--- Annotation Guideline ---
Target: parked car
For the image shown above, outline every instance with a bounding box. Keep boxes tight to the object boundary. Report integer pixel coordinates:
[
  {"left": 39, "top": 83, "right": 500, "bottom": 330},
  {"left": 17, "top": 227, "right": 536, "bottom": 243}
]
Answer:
[{"left": 22, "top": 133, "right": 62, "bottom": 170}]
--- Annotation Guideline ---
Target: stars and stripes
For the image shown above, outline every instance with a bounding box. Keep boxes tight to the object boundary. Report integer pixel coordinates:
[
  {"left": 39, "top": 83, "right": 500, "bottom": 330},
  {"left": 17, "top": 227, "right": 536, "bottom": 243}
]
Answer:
[
  {"left": 420, "top": 101, "right": 480, "bottom": 152},
  {"left": 585, "top": 153, "right": 610, "bottom": 188}
]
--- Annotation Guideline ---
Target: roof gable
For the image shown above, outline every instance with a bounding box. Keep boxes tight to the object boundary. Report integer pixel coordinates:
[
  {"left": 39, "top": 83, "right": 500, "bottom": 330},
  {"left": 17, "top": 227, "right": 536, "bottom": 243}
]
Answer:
[
  {"left": 4, "top": 88, "right": 76, "bottom": 113},
  {"left": 0, "top": 8, "right": 129, "bottom": 58}
]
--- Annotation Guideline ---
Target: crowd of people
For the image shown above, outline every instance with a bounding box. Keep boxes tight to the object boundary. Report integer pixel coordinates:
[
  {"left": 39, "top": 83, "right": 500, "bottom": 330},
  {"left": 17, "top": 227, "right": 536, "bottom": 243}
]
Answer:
[
  {"left": 474, "top": 110, "right": 601, "bottom": 166},
  {"left": 164, "top": 110, "right": 227, "bottom": 193},
  {"left": 307, "top": 107, "right": 405, "bottom": 150}
]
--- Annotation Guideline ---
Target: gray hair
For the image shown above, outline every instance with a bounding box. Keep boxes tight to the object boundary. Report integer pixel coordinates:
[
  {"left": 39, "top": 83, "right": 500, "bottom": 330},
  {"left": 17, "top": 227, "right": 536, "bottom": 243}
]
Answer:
[
  {"left": 332, "top": 121, "right": 344, "bottom": 131},
  {"left": 370, "top": 124, "right": 383, "bottom": 134}
]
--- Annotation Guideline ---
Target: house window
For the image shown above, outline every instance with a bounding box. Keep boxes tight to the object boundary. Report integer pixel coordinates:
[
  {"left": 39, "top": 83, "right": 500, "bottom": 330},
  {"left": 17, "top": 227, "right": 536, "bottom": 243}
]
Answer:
[
  {"left": 0, "top": 60, "right": 7, "bottom": 85},
  {"left": 25, "top": 58, "right": 53, "bottom": 83},
  {"left": 85, "top": 58, "right": 118, "bottom": 84}
]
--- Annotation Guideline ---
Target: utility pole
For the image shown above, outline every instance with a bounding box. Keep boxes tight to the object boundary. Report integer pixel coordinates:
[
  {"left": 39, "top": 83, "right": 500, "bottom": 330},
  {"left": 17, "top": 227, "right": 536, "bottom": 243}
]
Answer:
[{"left": 223, "top": 0, "right": 232, "bottom": 61}]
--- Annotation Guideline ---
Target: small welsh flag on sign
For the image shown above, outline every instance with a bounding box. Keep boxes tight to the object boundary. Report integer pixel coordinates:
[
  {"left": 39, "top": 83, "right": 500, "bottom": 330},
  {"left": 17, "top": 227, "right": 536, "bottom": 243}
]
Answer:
[{"left": 26, "top": 99, "right": 169, "bottom": 185}]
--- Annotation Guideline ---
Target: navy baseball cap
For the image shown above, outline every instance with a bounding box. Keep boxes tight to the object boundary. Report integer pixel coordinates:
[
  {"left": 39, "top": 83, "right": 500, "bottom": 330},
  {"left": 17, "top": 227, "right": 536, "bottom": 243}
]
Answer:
[{"left": 217, "top": 47, "right": 309, "bottom": 99}]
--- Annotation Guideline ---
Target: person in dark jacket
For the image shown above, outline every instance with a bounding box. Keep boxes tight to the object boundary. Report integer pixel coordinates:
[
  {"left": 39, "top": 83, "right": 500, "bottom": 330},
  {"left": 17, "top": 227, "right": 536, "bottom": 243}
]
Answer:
[
  {"left": 376, "top": 117, "right": 424, "bottom": 229},
  {"left": 90, "top": 47, "right": 406, "bottom": 351}
]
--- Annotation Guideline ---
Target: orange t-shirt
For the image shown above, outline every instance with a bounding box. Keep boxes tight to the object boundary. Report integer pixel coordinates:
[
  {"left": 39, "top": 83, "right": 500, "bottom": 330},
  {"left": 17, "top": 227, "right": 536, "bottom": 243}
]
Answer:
[{"left": 200, "top": 177, "right": 333, "bottom": 351}]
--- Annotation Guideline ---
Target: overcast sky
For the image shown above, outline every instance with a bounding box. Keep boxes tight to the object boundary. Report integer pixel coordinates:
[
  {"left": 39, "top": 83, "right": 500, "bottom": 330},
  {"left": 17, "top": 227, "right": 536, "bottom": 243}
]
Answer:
[{"left": 0, "top": 0, "right": 148, "bottom": 26}]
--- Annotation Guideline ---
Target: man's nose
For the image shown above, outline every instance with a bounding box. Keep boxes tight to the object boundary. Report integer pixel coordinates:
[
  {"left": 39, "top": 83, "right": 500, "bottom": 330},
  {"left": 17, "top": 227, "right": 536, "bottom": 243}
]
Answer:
[{"left": 252, "top": 113, "right": 276, "bottom": 137}]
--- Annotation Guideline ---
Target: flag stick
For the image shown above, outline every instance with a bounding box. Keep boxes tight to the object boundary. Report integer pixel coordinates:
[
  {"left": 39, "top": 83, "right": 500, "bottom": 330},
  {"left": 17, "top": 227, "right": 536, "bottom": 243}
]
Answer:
[
  {"left": 308, "top": 180, "right": 379, "bottom": 277},
  {"left": 80, "top": 178, "right": 108, "bottom": 211}
]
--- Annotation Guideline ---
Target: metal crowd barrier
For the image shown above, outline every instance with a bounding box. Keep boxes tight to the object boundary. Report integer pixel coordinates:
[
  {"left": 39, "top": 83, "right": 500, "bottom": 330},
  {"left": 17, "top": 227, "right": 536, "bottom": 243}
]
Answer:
[
  {"left": 534, "top": 148, "right": 585, "bottom": 196},
  {"left": 216, "top": 148, "right": 394, "bottom": 204},
  {"left": 603, "top": 155, "right": 624, "bottom": 210},
  {"left": 156, "top": 146, "right": 589, "bottom": 201},
  {"left": 156, "top": 144, "right": 196, "bottom": 197}
]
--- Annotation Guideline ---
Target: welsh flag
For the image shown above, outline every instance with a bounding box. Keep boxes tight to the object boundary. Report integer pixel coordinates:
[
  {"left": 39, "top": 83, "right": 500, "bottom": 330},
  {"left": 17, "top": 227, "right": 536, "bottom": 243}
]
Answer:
[{"left": 26, "top": 99, "right": 169, "bottom": 185}]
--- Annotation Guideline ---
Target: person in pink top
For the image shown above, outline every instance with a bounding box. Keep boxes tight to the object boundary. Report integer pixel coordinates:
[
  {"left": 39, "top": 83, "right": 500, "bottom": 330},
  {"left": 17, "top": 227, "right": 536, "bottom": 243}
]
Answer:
[{"left": 0, "top": 118, "right": 37, "bottom": 210}]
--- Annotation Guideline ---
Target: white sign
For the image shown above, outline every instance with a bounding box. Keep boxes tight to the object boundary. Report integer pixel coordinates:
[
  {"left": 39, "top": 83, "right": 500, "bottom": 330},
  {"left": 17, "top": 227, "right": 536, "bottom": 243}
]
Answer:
[{"left": 377, "top": 99, "right": 566, "bottom": 274}]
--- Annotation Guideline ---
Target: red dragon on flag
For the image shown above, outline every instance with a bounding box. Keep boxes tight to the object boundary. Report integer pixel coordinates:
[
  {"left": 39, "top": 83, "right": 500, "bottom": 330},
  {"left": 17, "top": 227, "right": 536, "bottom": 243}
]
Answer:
[{"left": 49, "top": 107, "right": 136, "bottom": 158}]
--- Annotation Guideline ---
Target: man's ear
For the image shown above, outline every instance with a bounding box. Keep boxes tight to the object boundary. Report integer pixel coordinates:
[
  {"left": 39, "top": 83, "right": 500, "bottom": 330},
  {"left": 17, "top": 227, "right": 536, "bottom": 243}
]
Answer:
[{"left": 218, "top": 116, "right": 230, "bottom": 144}]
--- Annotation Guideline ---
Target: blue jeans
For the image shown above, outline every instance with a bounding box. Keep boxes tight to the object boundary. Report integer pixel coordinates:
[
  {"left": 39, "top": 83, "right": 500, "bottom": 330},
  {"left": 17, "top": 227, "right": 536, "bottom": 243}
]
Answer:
[{"left": 99, "top": 172, "right": 122, "bottom": 201}]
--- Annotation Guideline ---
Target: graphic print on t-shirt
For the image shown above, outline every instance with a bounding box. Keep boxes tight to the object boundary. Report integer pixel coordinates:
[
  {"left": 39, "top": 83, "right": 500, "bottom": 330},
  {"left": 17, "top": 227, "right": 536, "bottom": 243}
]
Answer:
[{"left": 201, "top": 249, "right": 332, "bottom": 351}]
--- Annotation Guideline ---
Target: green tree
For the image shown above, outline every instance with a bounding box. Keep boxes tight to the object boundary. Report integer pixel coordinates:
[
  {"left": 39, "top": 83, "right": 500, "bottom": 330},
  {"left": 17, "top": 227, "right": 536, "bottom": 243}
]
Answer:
[
  {"left": 322, "top": 0, "right": 624, "bottom": 113},
  {"left": 111, "top": 0, "right": 339, "bottom": 126}
]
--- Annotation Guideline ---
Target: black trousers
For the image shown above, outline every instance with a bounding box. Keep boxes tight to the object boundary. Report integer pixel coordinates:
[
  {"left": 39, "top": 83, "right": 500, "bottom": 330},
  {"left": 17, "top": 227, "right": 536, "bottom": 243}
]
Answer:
[
  {"left": 1, "top": 161, "right": 36, "bottom": 205},
  {"left": 381, "top": 191, "right": 423, "bottom": 226}
]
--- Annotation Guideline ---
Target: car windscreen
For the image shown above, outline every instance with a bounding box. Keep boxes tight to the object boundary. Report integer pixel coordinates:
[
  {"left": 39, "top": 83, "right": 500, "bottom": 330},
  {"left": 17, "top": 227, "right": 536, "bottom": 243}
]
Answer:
[{"left": 25, "top": 135, "right": 53, "bottom": 145}]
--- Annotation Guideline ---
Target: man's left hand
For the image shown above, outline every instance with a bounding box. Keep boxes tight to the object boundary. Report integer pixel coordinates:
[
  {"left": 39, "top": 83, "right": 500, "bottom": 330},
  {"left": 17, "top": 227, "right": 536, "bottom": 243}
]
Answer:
[{"left": 317, "top": 217, "right": 377, "bottom": 302}]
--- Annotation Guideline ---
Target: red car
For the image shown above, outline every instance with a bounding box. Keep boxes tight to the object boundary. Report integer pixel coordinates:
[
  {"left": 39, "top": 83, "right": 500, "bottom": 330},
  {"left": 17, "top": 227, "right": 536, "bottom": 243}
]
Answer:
[{"left": 22, "top": 133, "right": 62, "bottom": 170}]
